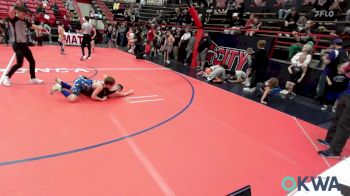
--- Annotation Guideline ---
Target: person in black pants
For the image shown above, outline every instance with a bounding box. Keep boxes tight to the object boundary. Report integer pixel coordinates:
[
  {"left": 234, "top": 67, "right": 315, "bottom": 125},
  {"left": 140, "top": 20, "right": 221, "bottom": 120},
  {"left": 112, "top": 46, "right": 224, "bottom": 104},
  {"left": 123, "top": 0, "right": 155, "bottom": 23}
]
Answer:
[
  {"left": 243, "top": 40, "right": 269, "bottom": 92},
  {"left": 2, "top": 6, "right": 46, "bottom": 87},
  {"left": 318, "top": 62, "right": 350, "bottom": 158},
  {"left": 77, "top": 16, "right": 96, "bottom": 60}
]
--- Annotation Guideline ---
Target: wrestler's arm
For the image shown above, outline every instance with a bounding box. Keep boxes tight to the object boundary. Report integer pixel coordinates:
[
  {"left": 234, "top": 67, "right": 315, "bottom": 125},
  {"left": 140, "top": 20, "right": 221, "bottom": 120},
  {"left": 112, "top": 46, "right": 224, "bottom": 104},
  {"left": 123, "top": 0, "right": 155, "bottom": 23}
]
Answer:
[
  {"left": 91, "top": 85, "right": 107, "bottom": 101},
  {"left": 107, "top": 89, "right": 134, "bottom": 98}
]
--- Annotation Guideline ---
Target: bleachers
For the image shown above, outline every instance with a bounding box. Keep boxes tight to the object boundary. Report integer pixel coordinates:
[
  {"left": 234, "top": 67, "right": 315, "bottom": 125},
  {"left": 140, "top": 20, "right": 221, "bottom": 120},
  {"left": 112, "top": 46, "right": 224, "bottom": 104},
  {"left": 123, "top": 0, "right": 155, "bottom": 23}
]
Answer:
[{"left": 0, "top": 0, "right": 68, "bottom": 26}]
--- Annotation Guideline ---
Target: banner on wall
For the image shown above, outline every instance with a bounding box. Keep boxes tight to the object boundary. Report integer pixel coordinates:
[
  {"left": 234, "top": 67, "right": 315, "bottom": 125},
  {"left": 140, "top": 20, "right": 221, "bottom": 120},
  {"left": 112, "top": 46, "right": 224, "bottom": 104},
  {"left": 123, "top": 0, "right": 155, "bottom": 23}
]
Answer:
[
  {"left": 64, "top": 33, "right": 83, "bottom": 46},
  {"left": 206, "top": 33, "right": 274, "bottom": 71},
  {"left": 206, "top": 42, "right": 250, "bottom": 71}
]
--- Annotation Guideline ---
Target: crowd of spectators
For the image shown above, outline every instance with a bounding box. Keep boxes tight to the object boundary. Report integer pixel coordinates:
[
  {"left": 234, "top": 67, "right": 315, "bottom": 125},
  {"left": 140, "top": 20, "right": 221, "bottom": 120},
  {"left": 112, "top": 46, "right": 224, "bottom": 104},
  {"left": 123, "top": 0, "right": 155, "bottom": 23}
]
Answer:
[
  {"left": 96, "top": 1, "right": 350, "bottom": 112},
  {"left": 1, "top": 0, "right": 349, "bottom": 112}
]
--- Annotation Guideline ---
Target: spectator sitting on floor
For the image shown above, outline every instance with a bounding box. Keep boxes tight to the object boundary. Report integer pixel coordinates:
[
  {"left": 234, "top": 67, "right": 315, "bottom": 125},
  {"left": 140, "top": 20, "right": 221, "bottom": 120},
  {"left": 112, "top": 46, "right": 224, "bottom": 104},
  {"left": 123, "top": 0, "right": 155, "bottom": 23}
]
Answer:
[
  {"left": 280, "top": 45, "right": 312, "bottom": 99},
  {"left": 227, "top": 70, "right": 247, "bottom": 83},
  {"left": 257, "top": 77, "right": 280, "bottom": 105},
  {"left": 197, "top": 65, "right": 229, "bottom": 83},
  {"left": 243, "top": 40, "right": 269, "bottom": 92}
]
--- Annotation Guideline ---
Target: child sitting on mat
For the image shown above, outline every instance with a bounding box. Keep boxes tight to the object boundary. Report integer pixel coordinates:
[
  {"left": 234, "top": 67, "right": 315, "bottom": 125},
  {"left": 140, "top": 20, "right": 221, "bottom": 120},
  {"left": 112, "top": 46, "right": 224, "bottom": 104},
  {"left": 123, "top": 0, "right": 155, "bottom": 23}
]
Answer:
[
  {"left": 256, "top": 77, "right": 280, "bottom": 105},
  {"left": 50, "top": 76, "right": 133, "bottom": 103}
]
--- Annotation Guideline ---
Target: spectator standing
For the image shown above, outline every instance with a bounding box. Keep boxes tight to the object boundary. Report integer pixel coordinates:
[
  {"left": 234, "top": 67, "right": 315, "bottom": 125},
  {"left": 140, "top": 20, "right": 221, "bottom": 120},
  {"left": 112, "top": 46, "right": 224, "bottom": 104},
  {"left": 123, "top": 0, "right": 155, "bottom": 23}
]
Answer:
[
  {"left": 41, "top": 21, "right": 52, "bottom": 43},
  {"left": 318, "top": 62, "right": 350, "bottom": 158},
  {"left": 178, "top": 27, "right": 192, "bottom": 63},
  {"left": 163, "top": 30, "right": 175, "bottom": 65},
  {"left": 184, "top": 31, "right": 196, "bottom": 66},
  {"left": 65, "top": 0, "right": 75, "bottom": 13},
  {"left": 172, "top": 28, "right": 182, "bottom": 61},
  {"left": 197, "top": 32, "right": 211, "bottom": 70},
  {"left": 243, "top": 40, "right": 269, "bottom": 92},
  {"left": 118, "top": 22, "right": 127, "bottom": 47}
]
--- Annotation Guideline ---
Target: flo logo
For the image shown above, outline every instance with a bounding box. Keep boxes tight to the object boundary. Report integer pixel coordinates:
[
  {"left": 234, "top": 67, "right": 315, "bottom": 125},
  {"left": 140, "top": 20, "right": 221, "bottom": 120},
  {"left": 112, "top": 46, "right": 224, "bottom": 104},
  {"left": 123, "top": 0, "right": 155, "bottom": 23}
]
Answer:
[
  {"left": 206, "top": 41, "right": 248, "bottom": 71},
  {"left": 282, "top": 176, "right": 340, "bottom": 192}
]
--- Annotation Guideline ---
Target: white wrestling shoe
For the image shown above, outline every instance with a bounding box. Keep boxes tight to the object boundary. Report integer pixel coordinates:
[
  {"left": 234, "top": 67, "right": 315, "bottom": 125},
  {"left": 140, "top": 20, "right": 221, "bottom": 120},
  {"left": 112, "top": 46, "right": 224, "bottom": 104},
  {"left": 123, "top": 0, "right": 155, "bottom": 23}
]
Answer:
[
  {"left": 29, "top": 78, "right": 44, "bottom": 84},
  {"left": 50, "top": 83, "right": 62, "bottom": 95},
  {"left": 2, "top": 76, "right": 11, "bottom": 87}
]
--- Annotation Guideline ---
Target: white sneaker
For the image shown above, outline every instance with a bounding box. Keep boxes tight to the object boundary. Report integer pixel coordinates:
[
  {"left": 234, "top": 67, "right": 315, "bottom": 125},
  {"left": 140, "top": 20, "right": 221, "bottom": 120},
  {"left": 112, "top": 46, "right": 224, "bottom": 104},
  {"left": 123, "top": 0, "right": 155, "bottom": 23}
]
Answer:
[
  {"left": 29, "top": 78, "right": 44, "bottom": 84},
  {"left": 166, "top": 60, "right": 170, "bottom": 64},
  {"left": 83, "top": 56, "right": 87, "bottom": 60},
  {"left": 50, "top": 83, "right": 62, "bottom": 95},
  {"left": 280, "top": 90, "right": 289, "bottom": 95},
  {"left": 332, "top": 105, "right": 337, "bottom": 113},
  {"left": 321, "top": 105, "right": 328, "bottom": 111},
  {"left": 243, "top": 87, "right": 255, "bottom": 92},
  {"left": 2, "top": 76, "right": 11, "bottom": 87}
]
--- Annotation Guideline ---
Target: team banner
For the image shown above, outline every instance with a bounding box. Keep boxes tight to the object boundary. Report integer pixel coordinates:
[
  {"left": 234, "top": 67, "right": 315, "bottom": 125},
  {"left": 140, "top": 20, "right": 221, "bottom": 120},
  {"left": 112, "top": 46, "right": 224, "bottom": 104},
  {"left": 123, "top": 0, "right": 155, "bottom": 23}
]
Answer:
[
  {"left": 206, "top": 42, "right": 250, "bottom": 71},
  {"left": 64, "top": 33, "right": 83, "bottom": 46},
  {"left": 206, "top": 33, "right": 274, "bottom": 71}
]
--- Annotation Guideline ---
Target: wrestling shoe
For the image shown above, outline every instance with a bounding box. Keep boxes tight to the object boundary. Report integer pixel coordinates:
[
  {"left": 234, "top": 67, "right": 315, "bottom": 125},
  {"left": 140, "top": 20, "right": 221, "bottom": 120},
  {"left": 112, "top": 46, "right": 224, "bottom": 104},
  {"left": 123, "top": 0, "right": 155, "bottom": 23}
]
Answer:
[
  {"left": 29, "top": 78, "right": 44, "bottom": 84},
  {"left": 318, "top": 150, "right": 340, "bottom": 158},
  {"left": 321, "top": 105, "right": 328, "bottom": 111},
  {"left": 2, "top": 76, "right": 11, "bottom": 87},
  {"left": 243, "top": 87, "right": 255, "bottom": 92},
  {"left": 50, "top": 83, "right": 62, "bottom": 95},
  {"left": 317, "top": 139, "right": 331, "bottom": 147}
]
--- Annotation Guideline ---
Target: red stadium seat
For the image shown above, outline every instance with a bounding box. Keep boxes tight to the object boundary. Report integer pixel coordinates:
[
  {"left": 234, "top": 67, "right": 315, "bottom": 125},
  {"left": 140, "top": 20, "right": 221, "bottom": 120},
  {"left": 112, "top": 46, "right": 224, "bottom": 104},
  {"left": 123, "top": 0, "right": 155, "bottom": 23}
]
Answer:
[{"left": 0, "top": 5, "right": 8, "bottom": 9}]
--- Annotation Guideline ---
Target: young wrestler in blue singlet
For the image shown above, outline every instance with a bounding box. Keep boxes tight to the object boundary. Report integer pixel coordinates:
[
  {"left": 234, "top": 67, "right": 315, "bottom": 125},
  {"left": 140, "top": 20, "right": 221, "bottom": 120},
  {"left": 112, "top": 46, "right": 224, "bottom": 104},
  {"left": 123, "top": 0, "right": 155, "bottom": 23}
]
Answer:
[{"left": 50, "top": 76, "right": 133, "bottom": 102}]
